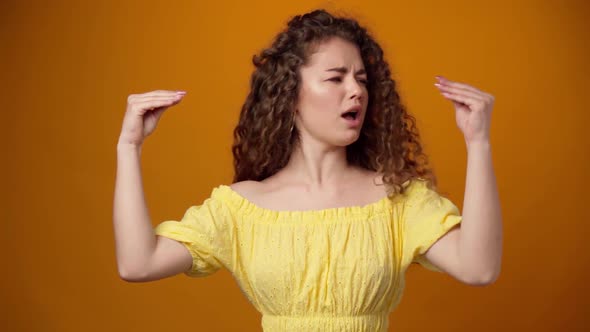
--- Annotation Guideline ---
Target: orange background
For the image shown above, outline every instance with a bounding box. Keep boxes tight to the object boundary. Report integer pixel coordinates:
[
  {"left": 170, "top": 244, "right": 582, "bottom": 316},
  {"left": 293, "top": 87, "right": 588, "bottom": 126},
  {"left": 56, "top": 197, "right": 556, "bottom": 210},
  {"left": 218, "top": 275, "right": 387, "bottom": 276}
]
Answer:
[{"left": 2, "top": 0, "right": 589, "bottom": 331}]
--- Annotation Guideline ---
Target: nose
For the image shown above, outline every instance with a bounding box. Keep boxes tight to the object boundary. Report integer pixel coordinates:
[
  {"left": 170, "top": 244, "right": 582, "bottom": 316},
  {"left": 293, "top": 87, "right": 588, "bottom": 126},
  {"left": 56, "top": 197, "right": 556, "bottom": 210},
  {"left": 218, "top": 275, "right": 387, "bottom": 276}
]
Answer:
[{"left": 348, "top": 78, "right": 364, "bottom": 102}]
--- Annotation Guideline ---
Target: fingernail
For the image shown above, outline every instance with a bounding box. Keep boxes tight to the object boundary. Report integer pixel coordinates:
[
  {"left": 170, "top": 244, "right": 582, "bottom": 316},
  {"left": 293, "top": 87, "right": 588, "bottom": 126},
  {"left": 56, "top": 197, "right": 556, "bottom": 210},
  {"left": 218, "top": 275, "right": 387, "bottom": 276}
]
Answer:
[{"left": 176, "top": 91, "right": 187, "bottom": 94}]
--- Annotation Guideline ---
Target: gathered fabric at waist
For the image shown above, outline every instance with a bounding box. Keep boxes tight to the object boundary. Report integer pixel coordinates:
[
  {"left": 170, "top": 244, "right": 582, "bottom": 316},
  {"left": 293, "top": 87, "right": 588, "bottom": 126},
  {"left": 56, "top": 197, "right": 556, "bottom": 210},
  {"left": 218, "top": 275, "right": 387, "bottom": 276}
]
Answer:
[{"left": 261, "top": 313, "right": 389, "bottom": 332}]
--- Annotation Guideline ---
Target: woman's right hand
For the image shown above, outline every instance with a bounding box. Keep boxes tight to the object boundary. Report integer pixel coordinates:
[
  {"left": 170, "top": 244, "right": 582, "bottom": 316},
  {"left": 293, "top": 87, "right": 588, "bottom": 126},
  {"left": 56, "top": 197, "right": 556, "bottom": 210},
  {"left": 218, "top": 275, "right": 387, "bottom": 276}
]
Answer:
[{"left": 118, "top": 90, "right": 186, "bottom": 147}]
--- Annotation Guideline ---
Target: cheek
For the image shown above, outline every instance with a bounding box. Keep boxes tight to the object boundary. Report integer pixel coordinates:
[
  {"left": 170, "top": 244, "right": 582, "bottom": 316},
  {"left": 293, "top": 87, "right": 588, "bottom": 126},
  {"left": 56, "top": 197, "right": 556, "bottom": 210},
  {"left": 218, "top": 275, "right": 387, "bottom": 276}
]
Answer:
[{"left": 300, "top": 83, "right": 341, "bottom": 110}]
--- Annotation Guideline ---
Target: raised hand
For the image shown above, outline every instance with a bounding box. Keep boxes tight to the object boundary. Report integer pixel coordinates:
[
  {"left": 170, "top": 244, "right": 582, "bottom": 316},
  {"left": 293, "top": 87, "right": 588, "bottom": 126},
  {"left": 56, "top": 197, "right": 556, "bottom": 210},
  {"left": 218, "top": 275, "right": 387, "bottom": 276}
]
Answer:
[
  {"left": 118, "top": 90, "right": 187, "bottom": 147},
  {"left": 434, "top": 76, "right": 494, "bottom": 146}
]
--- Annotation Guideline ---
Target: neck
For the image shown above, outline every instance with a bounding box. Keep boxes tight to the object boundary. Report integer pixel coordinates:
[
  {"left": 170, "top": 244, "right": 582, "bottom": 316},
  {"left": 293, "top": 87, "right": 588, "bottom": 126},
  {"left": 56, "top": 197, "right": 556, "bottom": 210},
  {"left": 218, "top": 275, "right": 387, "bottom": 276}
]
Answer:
[{"left": 279, "top": 140, "right": 358, "bottom": 191}]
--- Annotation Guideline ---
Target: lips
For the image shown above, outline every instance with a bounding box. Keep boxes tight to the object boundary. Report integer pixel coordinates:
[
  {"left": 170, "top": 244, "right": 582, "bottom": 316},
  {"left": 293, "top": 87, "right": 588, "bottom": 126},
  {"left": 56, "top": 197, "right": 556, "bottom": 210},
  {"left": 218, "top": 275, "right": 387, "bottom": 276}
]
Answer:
[{"left": 341, "top": 105, "right": 362, "bottom": 120}]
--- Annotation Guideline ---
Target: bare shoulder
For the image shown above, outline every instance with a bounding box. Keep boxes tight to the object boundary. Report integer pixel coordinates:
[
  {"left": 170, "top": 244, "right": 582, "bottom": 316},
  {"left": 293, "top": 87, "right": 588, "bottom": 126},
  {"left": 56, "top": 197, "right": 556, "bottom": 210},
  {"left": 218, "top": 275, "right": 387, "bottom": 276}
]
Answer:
[{"left": 229, "top": 180, "right": 264, "bottom": 199}]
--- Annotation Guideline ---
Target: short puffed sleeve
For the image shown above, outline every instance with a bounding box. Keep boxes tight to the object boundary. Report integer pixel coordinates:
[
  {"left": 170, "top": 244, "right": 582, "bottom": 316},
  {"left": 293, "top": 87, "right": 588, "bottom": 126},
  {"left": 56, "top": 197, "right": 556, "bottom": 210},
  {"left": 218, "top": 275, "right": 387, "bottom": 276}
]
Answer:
[
  {"left": 403, "top": 179, "right": 462, "bottom": 272},
  {"left": 153, "top": 188, "right": 232, "bottom": 277}
]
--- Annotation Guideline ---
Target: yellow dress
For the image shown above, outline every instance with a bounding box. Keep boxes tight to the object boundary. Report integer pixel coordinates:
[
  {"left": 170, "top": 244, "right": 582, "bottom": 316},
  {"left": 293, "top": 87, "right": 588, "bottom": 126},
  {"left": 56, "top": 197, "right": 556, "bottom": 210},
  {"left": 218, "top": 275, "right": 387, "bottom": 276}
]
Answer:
[{"left": 154, "top": 178, "right": 462, "bottom": 332}]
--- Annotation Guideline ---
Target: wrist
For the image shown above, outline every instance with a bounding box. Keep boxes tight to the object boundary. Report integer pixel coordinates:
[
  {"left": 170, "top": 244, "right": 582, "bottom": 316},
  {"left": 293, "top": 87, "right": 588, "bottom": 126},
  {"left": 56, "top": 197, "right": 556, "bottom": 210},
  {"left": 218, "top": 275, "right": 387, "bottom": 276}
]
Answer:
[
  {"left": 466, "top": 140, "right": 491, "bottom": 151},
  {"left": 117, "top": 141, "right": 142, "bottom": 153}
]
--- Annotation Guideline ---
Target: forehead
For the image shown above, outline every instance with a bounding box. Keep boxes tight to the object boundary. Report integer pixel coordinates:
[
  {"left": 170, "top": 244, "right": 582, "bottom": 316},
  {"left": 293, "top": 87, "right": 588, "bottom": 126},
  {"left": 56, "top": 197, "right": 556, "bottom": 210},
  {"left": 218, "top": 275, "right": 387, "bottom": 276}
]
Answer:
[{"left": 303, "top": 37, "right": 364, "bottom": 70}]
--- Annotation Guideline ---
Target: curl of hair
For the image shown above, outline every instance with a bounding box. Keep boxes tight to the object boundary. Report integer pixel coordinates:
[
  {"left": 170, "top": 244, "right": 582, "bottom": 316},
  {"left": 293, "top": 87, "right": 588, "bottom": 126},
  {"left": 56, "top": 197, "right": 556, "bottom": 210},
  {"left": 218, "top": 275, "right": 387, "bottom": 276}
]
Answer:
[{"left": 232, "top": 9, "right": 440, "bottom": 197}]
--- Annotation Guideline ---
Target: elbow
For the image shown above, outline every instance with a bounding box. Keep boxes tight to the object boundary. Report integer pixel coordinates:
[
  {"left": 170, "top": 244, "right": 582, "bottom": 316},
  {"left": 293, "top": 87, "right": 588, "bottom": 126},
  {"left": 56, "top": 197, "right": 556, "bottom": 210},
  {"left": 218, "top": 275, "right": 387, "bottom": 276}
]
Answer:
[
  {"left": 458, "top": 256, "right": 502, "bottom": 286},
  {"left": 119, "top": 271, "right": 141, "bottom": 283},
  {"left": 118, "top": 264, "right": 148, "bottom": 283},
  {"left": 462, "top": 269, "right": 500, "bottom": 286}
]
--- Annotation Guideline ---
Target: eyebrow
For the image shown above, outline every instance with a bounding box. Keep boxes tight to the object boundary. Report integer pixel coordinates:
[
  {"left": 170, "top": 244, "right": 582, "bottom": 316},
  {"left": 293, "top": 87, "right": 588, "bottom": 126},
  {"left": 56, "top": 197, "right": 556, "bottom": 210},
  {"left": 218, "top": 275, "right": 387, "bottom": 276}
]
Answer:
[{"left": 325, "top": 67, "right": 366, "bottom": 75}]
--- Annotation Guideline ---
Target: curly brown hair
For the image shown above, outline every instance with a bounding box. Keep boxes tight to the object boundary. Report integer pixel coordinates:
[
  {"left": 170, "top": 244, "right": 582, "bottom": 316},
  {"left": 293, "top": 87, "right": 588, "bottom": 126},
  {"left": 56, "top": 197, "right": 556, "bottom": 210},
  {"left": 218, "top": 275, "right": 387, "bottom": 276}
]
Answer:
[{"left": 232, "top": 9, "right": 439, "bottom": 197}]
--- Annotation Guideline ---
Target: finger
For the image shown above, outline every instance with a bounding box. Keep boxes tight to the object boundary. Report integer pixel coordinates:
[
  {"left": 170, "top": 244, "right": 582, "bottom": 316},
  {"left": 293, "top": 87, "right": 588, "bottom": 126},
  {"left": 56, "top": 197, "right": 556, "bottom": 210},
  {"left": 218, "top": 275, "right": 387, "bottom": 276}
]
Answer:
[
  {"left": 144, "top": 89, "right": 186, "bottom": 96},
  {"left": 146, "top": 98, "right": 183, "bottom": 111},
  {"left": 128, "top": 90, "right": 186, "bottom": 102},
  {"left": 435, "top": 83, "right": 486, "bottom": 101},
  {"left": 440, "top": 91, "right": 484, "bottom": 108},
  {"left": 132, "top": 98, "right": 182, "bottom": 113},
  {"left": 130, "top": 94, "right": 185, "bottom": 104},
  {"left": 436, "top": 76, "right": 488, "bottom": 96}
]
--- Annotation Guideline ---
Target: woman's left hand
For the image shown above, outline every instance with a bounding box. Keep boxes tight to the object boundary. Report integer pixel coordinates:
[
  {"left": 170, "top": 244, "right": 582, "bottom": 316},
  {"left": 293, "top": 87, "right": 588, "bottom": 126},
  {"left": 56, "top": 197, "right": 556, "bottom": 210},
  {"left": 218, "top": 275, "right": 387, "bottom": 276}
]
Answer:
[{"left": 434, "top": 76, "right": 495, "bottom": 146}]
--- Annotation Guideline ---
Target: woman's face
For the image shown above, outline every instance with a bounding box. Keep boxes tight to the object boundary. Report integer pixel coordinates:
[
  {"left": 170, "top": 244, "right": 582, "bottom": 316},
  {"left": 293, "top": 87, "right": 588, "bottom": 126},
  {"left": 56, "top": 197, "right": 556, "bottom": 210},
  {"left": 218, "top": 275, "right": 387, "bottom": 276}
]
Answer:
[{"left": 294, "top": 37, "right": 369, "bottom": 147}]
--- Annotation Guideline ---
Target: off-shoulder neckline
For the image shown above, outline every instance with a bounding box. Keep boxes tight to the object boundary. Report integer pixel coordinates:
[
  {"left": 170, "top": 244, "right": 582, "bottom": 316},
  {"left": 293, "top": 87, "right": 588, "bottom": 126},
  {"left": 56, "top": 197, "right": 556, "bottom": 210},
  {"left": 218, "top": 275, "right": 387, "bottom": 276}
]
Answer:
[
  {"left": 210, "top": 180, "right": 417, "bottom": 222},
  {"left": 221, "top": 184, "right": 390, "bottom": 211}
]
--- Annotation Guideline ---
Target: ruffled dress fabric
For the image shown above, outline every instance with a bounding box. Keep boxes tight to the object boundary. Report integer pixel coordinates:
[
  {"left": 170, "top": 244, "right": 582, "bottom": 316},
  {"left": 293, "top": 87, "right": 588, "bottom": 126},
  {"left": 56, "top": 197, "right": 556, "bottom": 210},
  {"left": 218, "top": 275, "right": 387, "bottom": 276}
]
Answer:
[{"left": 154, "top": 178, "right": 462, "bottom": 331}]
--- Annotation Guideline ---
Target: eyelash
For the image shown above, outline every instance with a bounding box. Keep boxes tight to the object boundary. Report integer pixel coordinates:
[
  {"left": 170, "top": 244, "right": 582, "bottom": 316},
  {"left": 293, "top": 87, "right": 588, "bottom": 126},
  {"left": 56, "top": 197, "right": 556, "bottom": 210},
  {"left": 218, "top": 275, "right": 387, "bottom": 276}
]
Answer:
[{"left": 329, "top": 77, "right": 368, "bottom": 85}]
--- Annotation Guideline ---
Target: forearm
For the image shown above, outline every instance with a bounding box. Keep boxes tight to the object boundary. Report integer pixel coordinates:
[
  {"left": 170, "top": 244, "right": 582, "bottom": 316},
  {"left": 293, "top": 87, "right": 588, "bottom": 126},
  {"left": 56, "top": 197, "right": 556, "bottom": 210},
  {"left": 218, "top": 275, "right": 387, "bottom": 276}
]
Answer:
[
  {"left": 113, "top": 142, "right": 157, "bottom": 278},
  {"left": 459, "top": 141, "right": 503, "bottom": 283}
]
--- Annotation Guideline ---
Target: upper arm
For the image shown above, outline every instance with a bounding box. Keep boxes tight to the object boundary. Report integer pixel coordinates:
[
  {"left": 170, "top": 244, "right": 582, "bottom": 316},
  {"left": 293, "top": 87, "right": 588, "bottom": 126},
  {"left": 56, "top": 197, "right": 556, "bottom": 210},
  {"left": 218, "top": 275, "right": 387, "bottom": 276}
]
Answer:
[
  {"left": 151, "top": 192, "right": 233, "bottom": 279},
  {"left": 402, "top": 179, "right": 464, "bottom": 276},
  {"left": 423, "top": 224, "right": 498, "bottom": 286},
  {"left": 123, "top": 235, "right": 193, "bottom": 282},
  {"left": 420, "top": 224, "right": 463, "bottom": 280}
]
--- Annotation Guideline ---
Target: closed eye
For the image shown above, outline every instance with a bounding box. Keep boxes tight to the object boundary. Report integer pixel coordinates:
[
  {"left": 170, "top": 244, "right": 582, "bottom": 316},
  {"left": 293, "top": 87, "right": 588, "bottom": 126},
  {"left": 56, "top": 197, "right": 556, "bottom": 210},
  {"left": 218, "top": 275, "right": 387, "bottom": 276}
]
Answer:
[{"left": 329, "top": 77, "right": 369, "bottom": 84}]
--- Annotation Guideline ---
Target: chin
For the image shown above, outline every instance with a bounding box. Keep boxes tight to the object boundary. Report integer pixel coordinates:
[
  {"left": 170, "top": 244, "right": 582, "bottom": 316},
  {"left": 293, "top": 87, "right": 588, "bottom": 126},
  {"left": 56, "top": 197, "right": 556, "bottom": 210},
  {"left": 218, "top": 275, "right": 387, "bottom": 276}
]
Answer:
[{"left": 335, "top": 131, "right": 361, "bottom": 146}]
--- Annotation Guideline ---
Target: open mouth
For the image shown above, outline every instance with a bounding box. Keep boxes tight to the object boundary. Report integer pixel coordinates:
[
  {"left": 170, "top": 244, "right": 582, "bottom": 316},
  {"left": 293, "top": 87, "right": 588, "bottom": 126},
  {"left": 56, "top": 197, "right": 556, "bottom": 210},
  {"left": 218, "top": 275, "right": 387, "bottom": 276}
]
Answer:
[{"left": 341, "top": 110, "right": 359, "bottom": 120}]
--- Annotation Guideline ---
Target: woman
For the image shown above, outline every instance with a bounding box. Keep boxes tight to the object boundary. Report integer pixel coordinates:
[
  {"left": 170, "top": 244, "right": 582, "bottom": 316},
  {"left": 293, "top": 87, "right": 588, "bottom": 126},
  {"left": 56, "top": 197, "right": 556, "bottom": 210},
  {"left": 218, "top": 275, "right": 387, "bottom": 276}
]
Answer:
[{"left": 113, "top": 9, "right": 502, "bottom": 331}]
